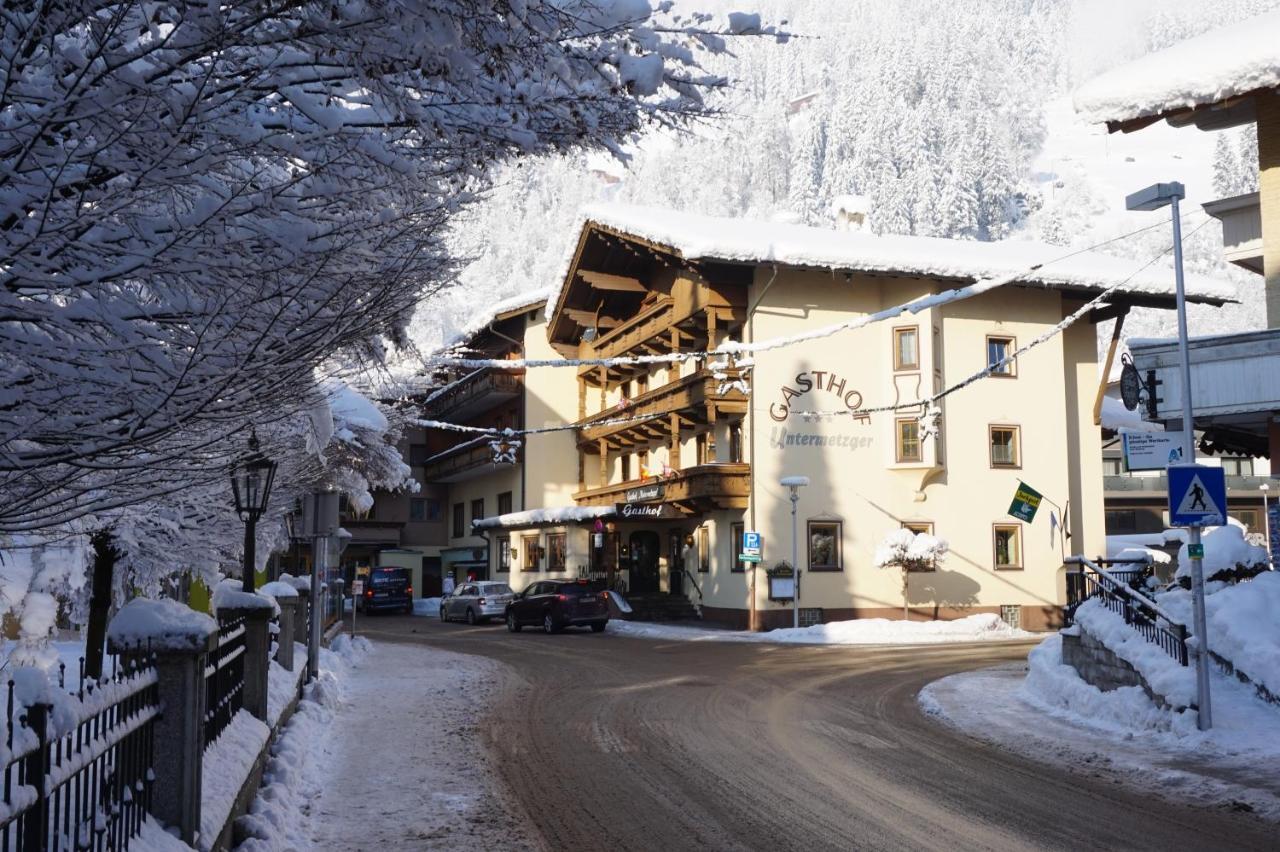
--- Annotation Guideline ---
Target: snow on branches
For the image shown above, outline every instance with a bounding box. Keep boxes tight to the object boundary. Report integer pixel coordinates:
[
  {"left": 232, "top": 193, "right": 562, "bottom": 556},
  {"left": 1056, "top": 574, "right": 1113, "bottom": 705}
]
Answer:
[
  {"left": 0, "top": 2, "right": 779, "bottom": 544},
  {"left": 874, "top": 528, "right": 949, "bottom": 620}
]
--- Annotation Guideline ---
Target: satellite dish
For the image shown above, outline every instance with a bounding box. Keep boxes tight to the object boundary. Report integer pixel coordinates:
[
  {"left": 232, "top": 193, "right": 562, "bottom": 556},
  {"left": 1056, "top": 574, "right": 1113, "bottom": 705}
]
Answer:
[{"left": 1119, "top": 355, "right": 1142, "bottom": 411}]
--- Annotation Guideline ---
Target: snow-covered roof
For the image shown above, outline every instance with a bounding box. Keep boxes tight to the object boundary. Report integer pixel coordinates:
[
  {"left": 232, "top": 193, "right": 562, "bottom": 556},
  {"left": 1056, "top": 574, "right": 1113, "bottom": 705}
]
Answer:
[
  {"left": 1100, "top": 395, "right": 1161, "bottom": 434},
  {"left": 472, "top": 505, "right": 614, "bottom": 531},
  {"left": 1073, "top": 11, "right": 1280, "bottom": 126},
  {"left": 548, "top": 204, "right": 1233, "bottom": 322},
  {"left": 441, "top": 289, "right": 550, "bottom": 352}
]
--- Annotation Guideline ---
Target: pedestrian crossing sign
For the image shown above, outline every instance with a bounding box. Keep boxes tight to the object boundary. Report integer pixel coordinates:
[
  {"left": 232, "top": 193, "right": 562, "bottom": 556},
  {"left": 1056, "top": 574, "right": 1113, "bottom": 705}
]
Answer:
[{"left": 1168, "top": 464, "right": 1227, "bottom": 527}]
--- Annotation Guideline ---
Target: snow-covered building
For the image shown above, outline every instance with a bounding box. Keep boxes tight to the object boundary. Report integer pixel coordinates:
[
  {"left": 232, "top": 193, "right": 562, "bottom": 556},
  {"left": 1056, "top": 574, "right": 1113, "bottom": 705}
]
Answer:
[
  {"left": 1074, "top": 8, "right": 1280, "bottom": 327},
  {"left": 1075, "top": 9, "right": 1280, "bottom": 473},
  {"left": 533, "top": 204, "right": 1228, "bottom": 630}
]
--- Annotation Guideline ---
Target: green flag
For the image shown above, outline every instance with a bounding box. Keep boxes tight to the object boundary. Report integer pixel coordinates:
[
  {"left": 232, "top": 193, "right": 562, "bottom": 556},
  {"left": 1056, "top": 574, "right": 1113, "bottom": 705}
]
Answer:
[{"left": 1009, "top": 482, "right": 1043, "bottom": 522}]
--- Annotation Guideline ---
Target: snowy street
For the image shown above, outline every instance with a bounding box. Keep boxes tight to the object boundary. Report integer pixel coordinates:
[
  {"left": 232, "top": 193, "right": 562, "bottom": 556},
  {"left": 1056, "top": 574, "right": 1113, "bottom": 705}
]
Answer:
[
  {"left": 347, "top": 615, "right": 1274, "bottom": 851},
  {"left": 299, "top": 642, "right": 536, "bottom": 851}
]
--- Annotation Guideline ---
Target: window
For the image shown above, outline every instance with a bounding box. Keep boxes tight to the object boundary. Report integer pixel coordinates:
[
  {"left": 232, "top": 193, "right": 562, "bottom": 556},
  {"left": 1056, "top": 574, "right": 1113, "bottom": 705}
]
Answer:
[
  {"left": 1234, "top": 509, "right": 1261, "bottom": 534},
  {"left": 409, "top": 444, "right": 428, "bottom": 466},
  {"left": 987, "top": 335, "right": 1016, "bottom": 377},
  {"left": 621, "top": 454, "right": 631, "bottom": 481},
  {"left": 497, "top": 538, "right": 511, "bottom": 573},
  {"left": 729, "top": 423, "right": 744, "bottom": 463},
  {"left": 989, "top": 425, "right": 1020, "bottom": 468},
  {"left": 522, "top": 535, "right": 540, "bottom": 571},
  {"left": 470, "top": 498, "right": 484, "bottom": 523},
  {"left": 698, "top": 527, "right": 710, "bottom": 573},
  {"left": 807, "top": 521, "right": 842, "bottom": 571},
  {"left": 901, "top": 521, "right": 936, "bottom": 571},
  {"left": 547, "top": 533, "right": 566, "bottom": 572},
  {"left": 1105, "top": 510, "right": 1137, "bottom": 534},
  {"left": 731, "top": 522, "right": 745, "bottom": 573},
  {"left": 426, "top": 498, "right": 442, "bottom": 521},
  {"left": 452, "top": 503, "right": 465, "bottom": 538},
  {"left": 893, "top": 326, "right": 919, "bottom": 371},
  {"left": 409, "top": 498, "right": 426, "bottom": 522},
  {"left": 497, "top": 491, "right": 513, "bottom": 516},
  {"left": 1102, "top": 457, "right": 1123, "bottom": 476},
  {"left": 993, "top": 524, "right": 1022, "bottom": 569},
  {"left": 1221, "top": 457, "right": 1255, "bottom": 477},
  {"left": 896, "top": 418, "right": 922, "bottom": 463}
]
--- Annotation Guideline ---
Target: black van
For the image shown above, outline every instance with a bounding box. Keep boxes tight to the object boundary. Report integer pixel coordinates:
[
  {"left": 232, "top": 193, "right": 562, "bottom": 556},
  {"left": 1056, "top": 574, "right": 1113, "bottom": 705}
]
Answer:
[{"left": 358, "top": 567, "right": 413, "bottom": 614}]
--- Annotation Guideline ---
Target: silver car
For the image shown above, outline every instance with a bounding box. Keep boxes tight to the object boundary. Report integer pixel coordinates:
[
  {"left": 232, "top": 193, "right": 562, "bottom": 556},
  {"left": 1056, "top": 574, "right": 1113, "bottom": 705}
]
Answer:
[{"left": 440, "top": 581, "right": 514, "bottom": 624}]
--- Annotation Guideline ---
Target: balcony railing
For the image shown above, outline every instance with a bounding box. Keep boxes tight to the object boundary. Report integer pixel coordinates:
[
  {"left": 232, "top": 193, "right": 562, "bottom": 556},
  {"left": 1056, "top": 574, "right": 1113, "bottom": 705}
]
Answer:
[
  {"left": 420, "top": 367, "right": 523, "bottom": 420},
  {"left": 578, "top": 369, "right": 747, "bottom": 446},
  {"left": 1104, "top": 472, "right": 1278, "bottom": 495},
  {"left": 574, "top": 463, "right": 750, "bottom": 511},
  {"left": 423, "top": 435, "right": 521, "bottom": 483}
]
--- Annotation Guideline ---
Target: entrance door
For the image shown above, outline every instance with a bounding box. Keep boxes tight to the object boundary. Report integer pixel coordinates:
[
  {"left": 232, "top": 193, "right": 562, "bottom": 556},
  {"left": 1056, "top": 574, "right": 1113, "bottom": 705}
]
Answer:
[
  {"left": 629, "top": 531, "right": 660, "bottom": 594},
  {"left": 669, "top": 533, "right": 684, "bottom": 596}
]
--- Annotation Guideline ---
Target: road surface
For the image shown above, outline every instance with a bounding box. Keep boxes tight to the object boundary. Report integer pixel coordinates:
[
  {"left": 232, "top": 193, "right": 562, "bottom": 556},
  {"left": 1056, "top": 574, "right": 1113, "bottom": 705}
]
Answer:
[{"left": 358, "top": 615, "right": 1274, "bottom": 851}]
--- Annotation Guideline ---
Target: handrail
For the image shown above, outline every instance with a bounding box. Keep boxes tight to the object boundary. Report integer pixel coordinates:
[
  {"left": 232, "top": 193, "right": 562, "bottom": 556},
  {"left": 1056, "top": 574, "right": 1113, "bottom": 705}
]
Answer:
[
  {"left": 681, "top": 567, "right": 704, "bottom": 604},
  {"left": 1064, "top": 555, "right": 1189, "bottom": 667}
]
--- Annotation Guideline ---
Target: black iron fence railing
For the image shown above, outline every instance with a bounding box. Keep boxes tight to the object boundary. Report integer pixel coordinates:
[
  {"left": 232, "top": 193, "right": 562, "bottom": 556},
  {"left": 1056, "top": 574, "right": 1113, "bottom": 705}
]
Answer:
[
  {"left": 1064, "top": 555, "right": 1189, "bottom": 667},
  {"left": 0, "top": 649, "right": 159, "bottom": 852},
  {"left": 204, "top": 618, "right": 246, "bottom": 749}
]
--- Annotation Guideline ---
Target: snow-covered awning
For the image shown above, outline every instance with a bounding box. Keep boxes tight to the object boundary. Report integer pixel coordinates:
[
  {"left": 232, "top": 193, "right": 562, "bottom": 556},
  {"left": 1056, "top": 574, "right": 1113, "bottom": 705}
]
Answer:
[
  {"left": 1073, "top": 11, "right": 1280, "bottom": 129},
  {"left": 472, "top": 506, "right": 615, "bottom": 531},
  {"left": 546, "top": 204, "right": 1233, "bottom": 334}
]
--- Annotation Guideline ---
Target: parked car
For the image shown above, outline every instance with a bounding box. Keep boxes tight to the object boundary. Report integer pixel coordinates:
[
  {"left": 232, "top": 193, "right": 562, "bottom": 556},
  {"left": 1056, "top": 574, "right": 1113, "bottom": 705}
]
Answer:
[
  {"left": 505, "top": 579, "right": 609, "bottom": 634},
  {"left": 440, "top": 581, "right": 515, "bottom": 624},
  {"left": 358, "top": 568, "right": 413, "bottom": 614}
]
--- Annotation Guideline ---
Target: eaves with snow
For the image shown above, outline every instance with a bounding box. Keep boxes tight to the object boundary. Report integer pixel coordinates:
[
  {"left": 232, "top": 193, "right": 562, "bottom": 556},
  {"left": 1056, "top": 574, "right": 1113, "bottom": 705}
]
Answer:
[
  {"left": 1073, "top": 10, "right": 1280, "bottom": 131},
  {"left": 546, "top": 203, "right": 1234, "bottom": 332}
]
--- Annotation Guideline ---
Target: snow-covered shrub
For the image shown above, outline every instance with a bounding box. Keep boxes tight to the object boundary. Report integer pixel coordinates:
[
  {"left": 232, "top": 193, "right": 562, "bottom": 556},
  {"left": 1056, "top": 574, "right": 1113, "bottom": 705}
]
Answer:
[
  {"left": 874, "top": 529, "right": 949, "bottom": 619},
  {"left": 1174, "top": 521, "right": 1269, "bottom": 587}
]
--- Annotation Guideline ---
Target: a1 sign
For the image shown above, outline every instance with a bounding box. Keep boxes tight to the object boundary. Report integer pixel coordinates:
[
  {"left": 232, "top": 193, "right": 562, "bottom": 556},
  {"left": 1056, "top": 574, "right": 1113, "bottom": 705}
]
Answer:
[{"left": 742, "top": 530, "right": 763, "bottom": 563}]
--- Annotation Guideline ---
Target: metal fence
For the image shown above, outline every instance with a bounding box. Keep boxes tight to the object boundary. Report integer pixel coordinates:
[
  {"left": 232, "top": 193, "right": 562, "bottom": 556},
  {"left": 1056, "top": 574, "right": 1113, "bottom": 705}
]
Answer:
[
  {"left": 204, "top": 618, "right": 245, "bottom": 749},
  {"left": 0, "top": 651, "right": 160, "bottom": 852},
  {"left": 1064, "top": 556, "right": 1189, "bottom": 667}
]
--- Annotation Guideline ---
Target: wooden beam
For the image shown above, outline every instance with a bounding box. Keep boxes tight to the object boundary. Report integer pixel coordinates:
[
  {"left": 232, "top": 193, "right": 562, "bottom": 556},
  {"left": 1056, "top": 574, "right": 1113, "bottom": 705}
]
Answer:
[
  {"left": 564, "top": 308, "right": 620, "bottom": 328},
  {"left": 1089, "top": 304, "right": 1130, "bottom": 325},
  {"left": 598, "top": 438, "right": 608, "bottom": 485},
  {"left": 669, "top": 413, "right": 681, "bottom": 470},
  {"left": 581, "top": 270, "right": 646, "bottom": 292},
  {"left": 1092, "top": 312, "right": 1126, "bottom": 427}
]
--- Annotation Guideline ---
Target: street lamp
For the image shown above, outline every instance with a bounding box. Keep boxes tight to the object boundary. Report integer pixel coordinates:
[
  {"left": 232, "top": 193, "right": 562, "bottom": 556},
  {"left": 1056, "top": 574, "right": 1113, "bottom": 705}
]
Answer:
[
  {"left": 780, "top": 476, "right": 809, "bottom": 629},
  {"left": 1262, "top": 482, "right": 1272, "bottom": 566},
  {"left": 1125, "top": 181, "right": 1211, "bottom": 730},
  {"left": 230, "top": 429, "right": 277, "bottom": 595}
]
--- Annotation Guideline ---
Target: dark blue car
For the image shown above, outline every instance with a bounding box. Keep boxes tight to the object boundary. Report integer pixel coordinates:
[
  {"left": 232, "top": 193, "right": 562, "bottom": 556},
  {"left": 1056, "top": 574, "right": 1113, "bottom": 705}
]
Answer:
[{"left": 358, "top": 567, "right": 413, "bottom": 614}]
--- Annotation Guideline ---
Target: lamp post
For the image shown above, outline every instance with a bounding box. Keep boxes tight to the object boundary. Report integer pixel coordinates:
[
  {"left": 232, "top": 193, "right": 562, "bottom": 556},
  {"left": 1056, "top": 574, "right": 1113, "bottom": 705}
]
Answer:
[
  {"left": 230, "top": 430, "right": 278, "bottom": 595},
  {"left": 780, "top": 476, "right": 809, "bottom": 629},
  {"left": 1125, "top": 181, "right": 1211, "bottom": 730},
  {"left": 1263, "top": 482, "right": 1272, "bottom": 567}
]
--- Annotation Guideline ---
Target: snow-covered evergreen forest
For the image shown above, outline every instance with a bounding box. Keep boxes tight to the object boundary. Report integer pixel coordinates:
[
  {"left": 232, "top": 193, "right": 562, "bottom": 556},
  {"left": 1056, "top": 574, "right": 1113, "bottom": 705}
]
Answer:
[{"left": 412, "top": 0, "right": 1280, "bottom": 354}]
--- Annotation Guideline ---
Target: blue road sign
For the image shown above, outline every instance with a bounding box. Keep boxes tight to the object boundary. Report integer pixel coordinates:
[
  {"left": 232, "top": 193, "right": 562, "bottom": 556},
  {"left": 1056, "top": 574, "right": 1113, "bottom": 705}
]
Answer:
[
  {"left": 1168, "top": 464, "right": 1227, "bottom": 527},
  {"left": 742, "top": 531, "right": 762, "bottom": 556}
]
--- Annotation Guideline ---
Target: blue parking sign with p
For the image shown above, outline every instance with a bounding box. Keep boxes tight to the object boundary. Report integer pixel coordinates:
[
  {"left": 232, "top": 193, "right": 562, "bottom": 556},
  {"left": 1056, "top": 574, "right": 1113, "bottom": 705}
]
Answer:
[{"left": 742, "top": 531, "right": 762, "bottom": 562}]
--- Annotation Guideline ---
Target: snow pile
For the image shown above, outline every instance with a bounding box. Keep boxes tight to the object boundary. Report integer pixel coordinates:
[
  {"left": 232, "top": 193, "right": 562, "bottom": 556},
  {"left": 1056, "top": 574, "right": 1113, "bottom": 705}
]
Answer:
[
  {"left": 280, "top": 573, "right": 312, "bottom": 593},
  {"left": 200, "top": 711, "right": 271, "bottom": 852},
  {"left": 608, "top": 613, "right": 1034, "bottom": 645},
  {"left": 267, "top": 647, "right": 308, "bottom": 728},
  {"left": 1074, "top": 10, "right": 1280, "bottom": 125},
  {"left": 412, "top": 597, "right": 443, "bottom": 617},
  {"left": 1159, "top": 572, "right": 1280, "bottom": 700},
  {"left": 472, "top": 505, "right": 615, "bottom": 530},
  {"left": 258, "top": 581, "right": 298, "bottom": 599},
  {"left": 213, "top": 580, "right": 280, "bottom": 616},
  {"left": 1071, "top": 597, "right": 1196, "bottom": 709},
  {"left": 235, "top": 637, "right": 373, "bottom": 852},
  {"left": 106, "top": 598, "right": 217, "bottom": 652},
  {"left": 1021, "top": 634, "right": 1173, "bottom": 732},
  {"left": 1173, "top": 521, "right": 1267, "bottom": 582}
]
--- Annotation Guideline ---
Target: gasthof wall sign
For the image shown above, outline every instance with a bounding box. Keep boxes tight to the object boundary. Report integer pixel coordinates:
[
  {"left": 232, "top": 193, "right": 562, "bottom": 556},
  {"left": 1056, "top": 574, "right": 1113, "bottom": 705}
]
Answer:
[{"left": 770, "top": 370, "right": 868, "bottom": 422}]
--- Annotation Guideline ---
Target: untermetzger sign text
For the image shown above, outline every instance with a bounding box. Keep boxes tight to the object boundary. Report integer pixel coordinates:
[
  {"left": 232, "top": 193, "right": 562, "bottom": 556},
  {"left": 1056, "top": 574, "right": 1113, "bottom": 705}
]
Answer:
[{"left": 768, "top": 369, "right": 873, "bottom": 453}]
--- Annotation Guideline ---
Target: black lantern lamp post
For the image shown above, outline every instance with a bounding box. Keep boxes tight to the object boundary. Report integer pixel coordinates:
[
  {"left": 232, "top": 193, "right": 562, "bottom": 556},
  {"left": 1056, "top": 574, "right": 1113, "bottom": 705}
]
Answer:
[{"left": 230, "top": 430, "right": 277, "bottom": 595}]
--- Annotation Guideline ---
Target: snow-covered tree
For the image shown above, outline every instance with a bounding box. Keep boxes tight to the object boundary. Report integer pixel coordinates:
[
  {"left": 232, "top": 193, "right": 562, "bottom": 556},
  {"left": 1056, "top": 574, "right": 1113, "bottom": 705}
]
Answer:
[{"left": 873, "top": 528, "right": 949, "bottom": 620}]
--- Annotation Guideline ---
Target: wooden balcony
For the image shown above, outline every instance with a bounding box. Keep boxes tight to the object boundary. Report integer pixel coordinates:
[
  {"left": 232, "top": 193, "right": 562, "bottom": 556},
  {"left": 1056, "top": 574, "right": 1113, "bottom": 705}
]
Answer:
[
  {"left": 420, "top": 367, "right": 523, "bottom": 420},
  {"left": 422, "top": 436, "right": 521, "bottom": 483},
  {"left": 574, "top": 463, "right": 751, "bottom": 512},
  {"left": 577, "top": 369, "right": 748, "bottom": 449}
]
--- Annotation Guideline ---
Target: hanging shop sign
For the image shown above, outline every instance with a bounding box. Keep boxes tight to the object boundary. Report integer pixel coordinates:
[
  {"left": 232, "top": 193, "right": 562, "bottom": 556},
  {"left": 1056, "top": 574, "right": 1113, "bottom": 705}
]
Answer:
[
  {"left": 616, "top": 502, "right": 684, "bottom": 520},
  {"left": 1008, "top": 481, "right": 1043, "bottom": 523},
  {"left": 624, "top": 483, "right": 665, "bottom": 503}
]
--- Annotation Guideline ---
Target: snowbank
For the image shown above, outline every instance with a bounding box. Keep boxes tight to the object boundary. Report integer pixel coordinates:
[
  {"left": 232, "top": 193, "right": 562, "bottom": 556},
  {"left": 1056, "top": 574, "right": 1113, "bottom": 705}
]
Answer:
[
  {"left": 106, "top": 598, "right": 217, "bottom": 652},
  {"left": 608, "top": 613, "right": 1034, "bottom": 645},
  {"left": 1173, "top": 521, "right": 1267, "bottom": 581},
  {"left": 1071, "top": 598, "right": 1196, "bottom": 708},
  {"left": 267, "top": 647, "right": 308, "bottom": 728},
  {"left": 1074, "top": 10, "right": 1280, "bottom": 126},
  {"left": 200, "top": 711, "right": 271, "bottom": 852}
]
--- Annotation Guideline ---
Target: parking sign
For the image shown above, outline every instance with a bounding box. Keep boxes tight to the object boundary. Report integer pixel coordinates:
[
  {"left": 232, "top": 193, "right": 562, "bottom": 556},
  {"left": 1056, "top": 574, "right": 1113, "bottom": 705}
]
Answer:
[{"left": 742, "top": 530, "right": 762, "bottom": 563}]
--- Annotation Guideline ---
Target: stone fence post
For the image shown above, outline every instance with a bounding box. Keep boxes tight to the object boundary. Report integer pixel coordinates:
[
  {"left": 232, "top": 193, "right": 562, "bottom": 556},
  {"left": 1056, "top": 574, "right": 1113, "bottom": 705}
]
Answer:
[
  {"left": 106, "top": 598, "right": 218, "bottom": 846},
  {"left": 274, "top": 597, "right": 298, "bottom": 671}
]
